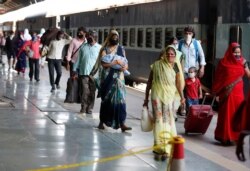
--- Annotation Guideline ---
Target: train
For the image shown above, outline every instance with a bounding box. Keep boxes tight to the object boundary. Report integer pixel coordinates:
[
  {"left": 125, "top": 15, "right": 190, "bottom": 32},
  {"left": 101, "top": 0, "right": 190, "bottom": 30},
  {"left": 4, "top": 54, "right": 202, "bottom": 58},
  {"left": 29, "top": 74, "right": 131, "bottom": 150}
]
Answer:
[{"left": 1, "top": 0, "right": 250, "bottom": 92}]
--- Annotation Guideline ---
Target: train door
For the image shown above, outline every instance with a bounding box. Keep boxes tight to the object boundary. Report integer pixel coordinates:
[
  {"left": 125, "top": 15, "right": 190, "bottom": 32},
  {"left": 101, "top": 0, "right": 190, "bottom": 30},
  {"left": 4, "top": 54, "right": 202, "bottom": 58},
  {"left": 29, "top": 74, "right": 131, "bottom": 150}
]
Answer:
[{"left": 229, "top": 25, "right": 242, "bottom": 45}]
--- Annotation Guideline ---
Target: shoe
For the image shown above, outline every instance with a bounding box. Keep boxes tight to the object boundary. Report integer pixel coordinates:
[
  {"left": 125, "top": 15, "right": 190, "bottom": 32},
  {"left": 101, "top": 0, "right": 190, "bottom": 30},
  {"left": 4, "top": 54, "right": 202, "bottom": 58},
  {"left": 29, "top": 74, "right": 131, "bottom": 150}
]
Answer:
[
  {"left": 121, "top": 124, "right": 132, "bottom": 132},
  {"left": 56, "top": 85, "right": 60, "bottom": 89},
  {"left": 80, "top": 108, "right": 85, "bottom": 113},
  {"left": 86, "top": 108, "right": 92, "bottom": 114},
  {"left": 154, "top": 152, "right": 168, "bottom": 161},
  {"left": 30, "top": 78, "right": 32, "bottom": 82},
  {"left": 50, "top": 88, "right": 55, "bottom": 93},
  {"left": 36, "top": 79, "right": 40, "bottom": 82},
  {"left": 98, "top": 122, "right": 105, "bottom": 130}
]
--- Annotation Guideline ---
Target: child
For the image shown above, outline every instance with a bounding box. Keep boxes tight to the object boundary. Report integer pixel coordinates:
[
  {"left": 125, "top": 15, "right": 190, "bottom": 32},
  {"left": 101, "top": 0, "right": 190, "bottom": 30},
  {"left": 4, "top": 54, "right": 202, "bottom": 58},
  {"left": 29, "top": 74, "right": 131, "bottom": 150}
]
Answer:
[
  {"left": 101, "top": 53, "right": 130, "bottom": 76},
  {"left": 185, "top": 66, "right": 203, "bottom": 108}
]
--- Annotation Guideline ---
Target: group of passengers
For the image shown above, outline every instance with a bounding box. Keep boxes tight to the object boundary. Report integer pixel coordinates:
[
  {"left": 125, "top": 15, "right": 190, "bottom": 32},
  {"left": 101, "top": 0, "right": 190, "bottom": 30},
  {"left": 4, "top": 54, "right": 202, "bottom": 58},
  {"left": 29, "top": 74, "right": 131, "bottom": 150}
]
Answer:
[
  {"left": 143, "top": 26, "right": 250, "bottom": 159},
  {"left": 1, "top": 25, "right": 250, "bottom": 161},
  {"left": 58, "top": 27, "right": 132, "bottom": 131},
  {"left": 2, "top": 28, "right": 46, "bottom": 81}
]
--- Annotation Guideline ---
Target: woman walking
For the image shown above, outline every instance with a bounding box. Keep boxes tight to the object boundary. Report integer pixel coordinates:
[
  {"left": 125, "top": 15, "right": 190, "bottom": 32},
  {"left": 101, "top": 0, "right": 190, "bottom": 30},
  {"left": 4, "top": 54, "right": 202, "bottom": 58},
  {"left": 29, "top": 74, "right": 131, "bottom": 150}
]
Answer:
[
  {"left": 212, "top": 42, "right": 250, "bottom": 145},
  {"left": 143, "top": 45, "right": 185, "bottom": 160},
  {"left": 93, "top": 30, "right": 132, "bottom": 132}
]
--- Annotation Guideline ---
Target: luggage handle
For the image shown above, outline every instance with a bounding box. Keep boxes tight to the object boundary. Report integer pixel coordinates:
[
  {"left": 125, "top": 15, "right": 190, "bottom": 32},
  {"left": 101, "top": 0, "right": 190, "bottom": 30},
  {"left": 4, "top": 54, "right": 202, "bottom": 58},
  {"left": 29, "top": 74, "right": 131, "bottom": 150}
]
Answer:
[
  {"left": 198, "top": 93, "right": 216, "bottom": 117},
  {"left": 201, "top": 93, "right": 216, "bottom": 106}
]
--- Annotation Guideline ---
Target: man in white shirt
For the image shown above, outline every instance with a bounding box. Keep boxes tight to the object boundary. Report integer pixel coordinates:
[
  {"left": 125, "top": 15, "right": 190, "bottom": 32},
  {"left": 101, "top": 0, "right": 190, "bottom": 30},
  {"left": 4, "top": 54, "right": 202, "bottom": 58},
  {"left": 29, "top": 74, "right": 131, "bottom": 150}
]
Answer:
[
  {"left": 47, "top": 30, "right": 72, "bottom": 92},
  {"left": 178, "top": 26, "right": 206, "bottom": 78}
]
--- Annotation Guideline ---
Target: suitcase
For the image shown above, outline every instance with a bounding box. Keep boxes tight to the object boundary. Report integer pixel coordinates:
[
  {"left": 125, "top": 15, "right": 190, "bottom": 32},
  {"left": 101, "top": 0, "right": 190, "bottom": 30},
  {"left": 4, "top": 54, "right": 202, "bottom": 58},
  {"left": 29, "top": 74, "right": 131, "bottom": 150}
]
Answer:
[
  {"left": 184, "top": 95, "right": 216, "bottom": 135},
  {"left": 64, "top": 77, "right": 80, "bottom": 103}
]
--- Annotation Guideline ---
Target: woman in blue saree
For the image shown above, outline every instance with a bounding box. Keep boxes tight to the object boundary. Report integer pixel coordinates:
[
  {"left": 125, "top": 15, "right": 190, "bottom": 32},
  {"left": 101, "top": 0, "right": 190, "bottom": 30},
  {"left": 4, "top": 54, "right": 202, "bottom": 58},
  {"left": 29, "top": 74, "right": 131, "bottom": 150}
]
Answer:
[{"left": 94, "top": 30, "right": 132, "bottom": 132}]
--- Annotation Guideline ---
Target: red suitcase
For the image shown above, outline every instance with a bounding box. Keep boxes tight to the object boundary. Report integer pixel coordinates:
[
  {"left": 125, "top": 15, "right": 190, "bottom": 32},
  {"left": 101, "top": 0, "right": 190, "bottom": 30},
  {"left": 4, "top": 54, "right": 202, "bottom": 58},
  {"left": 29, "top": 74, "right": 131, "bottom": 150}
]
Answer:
[{"left": 184, "top": 95, "right": 216, "bottom": 135}]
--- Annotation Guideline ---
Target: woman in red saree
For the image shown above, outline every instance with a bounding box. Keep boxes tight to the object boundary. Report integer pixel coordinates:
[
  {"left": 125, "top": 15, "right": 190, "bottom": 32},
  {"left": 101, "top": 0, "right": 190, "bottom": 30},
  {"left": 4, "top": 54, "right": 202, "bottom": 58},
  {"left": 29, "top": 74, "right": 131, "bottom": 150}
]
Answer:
[{"left": 213, "top": 42, "right": 250, "bottom": 145}]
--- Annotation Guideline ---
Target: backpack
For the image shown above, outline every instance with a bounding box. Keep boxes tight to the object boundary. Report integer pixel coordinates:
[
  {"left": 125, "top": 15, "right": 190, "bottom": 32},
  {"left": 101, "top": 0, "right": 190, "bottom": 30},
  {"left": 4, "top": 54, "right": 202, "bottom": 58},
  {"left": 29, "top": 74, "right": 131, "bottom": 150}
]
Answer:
[{"left": 178, "top": 39, "right": 199, "bottom": 62}]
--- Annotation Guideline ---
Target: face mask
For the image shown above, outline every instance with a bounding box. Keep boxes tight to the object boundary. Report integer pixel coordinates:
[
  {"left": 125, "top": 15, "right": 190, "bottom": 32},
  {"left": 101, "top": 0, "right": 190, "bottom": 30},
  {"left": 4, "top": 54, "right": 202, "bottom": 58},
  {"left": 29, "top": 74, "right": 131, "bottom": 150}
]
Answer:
[
  {"left": 110, "top": 39, "right": 119, "bottom": 45},
  {"left": 188, "top": 72, "right": 196, "bottom": 78},
  {"left": 234, "top": 55, "right": 241, "bottom": 60},
  {"left": 77, "top": 34, "right": 84, "bottom": 39},
  {"left": 185, "top": 35, "right": 192, "bottom": 44},
  {"left": 174, "top": 44, "right": 178, "bottom": 49},
  {"left": 87, "top": 37, "right": 93, "bottom": 44}
]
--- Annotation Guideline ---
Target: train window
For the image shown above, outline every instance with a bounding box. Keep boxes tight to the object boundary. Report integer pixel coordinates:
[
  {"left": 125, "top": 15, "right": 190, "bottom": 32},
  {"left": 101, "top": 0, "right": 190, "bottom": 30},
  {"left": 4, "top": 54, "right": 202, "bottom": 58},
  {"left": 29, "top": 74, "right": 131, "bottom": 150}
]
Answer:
[
  {"left": 98, "top": 30, "right": 103, "bottom": 44},
  {"left": 229, "top": 26, "right": 242, "bottom": 45},
  {"left": 130, "top": 28, "right": 135, "bottom": 47},
  {"left": 165, "top": 28, "right": 173, "bottom": 46},
  {"left": 146, "top": 28, "right": 152, "bottom": 48},
  {"left": 176, "top": 28, "right": 185, "bottom": 40},
  {"left": 104, "top": 29, "right": 109, "bottom": 40},
  {"left": 116, "top": 28, "right": 121, "bottom": 44},
  {"left": 137, "top": 28, "right": 143, "bottom": 47},
  {"left": 122, "top": 28, "right": 128, "bottom": 46},
  {"left": 155, "top": 28, "right": 162, "bottom": 49}
]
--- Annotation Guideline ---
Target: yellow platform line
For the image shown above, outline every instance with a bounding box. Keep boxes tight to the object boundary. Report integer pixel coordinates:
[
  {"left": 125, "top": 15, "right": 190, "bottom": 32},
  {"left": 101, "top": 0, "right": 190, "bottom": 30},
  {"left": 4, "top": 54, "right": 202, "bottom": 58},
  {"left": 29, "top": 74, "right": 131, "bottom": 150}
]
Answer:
[{"left": 26, "top": 146, "right": 154, "bottom": 171}]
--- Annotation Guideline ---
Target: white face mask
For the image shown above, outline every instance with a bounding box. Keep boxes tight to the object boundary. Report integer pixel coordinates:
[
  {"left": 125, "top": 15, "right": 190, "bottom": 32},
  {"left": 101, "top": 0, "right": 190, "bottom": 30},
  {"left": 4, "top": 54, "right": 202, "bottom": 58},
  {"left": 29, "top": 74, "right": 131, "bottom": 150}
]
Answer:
[
  {"left": 185, "top": 35, "right": 192, "bottom": 44},
  {"left": 188, "top": 72, "right": 196, "bottom": 78},
  {"left": 174, "top": 44, "right": 178, "bottom": 49}
]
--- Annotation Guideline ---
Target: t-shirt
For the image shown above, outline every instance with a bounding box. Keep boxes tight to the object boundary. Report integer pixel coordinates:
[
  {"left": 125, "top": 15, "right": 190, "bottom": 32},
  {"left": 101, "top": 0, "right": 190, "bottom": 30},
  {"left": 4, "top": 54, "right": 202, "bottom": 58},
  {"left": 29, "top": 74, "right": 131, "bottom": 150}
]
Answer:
[{"left": 185, "top": 77, "right": 201, "bottom": 99}]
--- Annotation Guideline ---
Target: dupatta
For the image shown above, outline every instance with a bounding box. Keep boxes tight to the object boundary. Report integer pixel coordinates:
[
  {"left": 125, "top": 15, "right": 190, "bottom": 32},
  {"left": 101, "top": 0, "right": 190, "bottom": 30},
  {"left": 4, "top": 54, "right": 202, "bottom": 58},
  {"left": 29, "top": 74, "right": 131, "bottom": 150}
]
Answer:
[{"left": 212, "top": 42, "right": 245, "bottom": 94}]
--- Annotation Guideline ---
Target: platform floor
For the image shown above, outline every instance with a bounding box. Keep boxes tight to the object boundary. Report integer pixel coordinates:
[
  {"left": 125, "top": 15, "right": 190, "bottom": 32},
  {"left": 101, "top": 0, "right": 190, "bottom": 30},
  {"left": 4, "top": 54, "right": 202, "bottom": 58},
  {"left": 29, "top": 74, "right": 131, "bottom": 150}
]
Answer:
[{"left": 0, "top": 57, "right": 249, "bottom": 171}]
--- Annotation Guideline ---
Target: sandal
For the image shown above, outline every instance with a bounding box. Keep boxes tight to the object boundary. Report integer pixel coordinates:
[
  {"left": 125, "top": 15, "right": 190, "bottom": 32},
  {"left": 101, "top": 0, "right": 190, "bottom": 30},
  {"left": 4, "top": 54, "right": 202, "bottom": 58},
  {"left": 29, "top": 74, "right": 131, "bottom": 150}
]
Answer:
[{"left": 121, "top": 124, "right": 132, "bottom": 132}]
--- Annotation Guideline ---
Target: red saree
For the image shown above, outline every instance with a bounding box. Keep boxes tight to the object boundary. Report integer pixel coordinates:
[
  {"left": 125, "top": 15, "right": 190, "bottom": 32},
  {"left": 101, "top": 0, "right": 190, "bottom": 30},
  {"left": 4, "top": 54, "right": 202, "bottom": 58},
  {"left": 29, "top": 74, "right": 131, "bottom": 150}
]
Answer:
[{"left": 212, "top": 42, "right": 245, "bottom": 143}]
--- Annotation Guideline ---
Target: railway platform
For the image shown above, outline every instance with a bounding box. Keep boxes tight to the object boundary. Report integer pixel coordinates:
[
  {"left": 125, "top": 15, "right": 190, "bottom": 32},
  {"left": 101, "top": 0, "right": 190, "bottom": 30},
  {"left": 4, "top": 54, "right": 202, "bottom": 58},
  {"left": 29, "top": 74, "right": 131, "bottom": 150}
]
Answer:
[{"left": 0, "top": 56, "right": 249, "bottom": 171}]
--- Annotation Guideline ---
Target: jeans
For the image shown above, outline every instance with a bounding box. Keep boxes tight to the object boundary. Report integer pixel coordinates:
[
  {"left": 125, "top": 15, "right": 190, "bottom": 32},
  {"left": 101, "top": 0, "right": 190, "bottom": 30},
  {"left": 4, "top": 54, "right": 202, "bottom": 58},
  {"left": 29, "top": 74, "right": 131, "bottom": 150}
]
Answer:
[
  {"left": 186, "top": 98, "right": 199, "bottom": 108},
  {"left": 29, "top": 58, "right": 40, "bottom": 80},
  {"left": 47, "top": 58, "right": 62, "bottom": 88}
]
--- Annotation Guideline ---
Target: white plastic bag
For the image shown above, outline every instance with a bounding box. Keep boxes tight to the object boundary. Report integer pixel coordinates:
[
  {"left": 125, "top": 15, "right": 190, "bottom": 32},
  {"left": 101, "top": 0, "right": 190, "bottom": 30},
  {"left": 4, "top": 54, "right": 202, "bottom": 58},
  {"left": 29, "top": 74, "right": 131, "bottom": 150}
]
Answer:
[{"left": 141, "top": 107, "right": 153, "bottom": 132}]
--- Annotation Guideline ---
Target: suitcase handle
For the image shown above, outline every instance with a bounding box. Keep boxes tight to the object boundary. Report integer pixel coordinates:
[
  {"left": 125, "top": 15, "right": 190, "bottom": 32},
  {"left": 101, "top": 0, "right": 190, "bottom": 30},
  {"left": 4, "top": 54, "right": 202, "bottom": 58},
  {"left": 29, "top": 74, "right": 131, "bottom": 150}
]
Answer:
[
  {"left": 198, "top": 93, "right": 216, "bottom": 117},
  {"left": 201, "top": 93, "right": 216, "bottom": 106}
]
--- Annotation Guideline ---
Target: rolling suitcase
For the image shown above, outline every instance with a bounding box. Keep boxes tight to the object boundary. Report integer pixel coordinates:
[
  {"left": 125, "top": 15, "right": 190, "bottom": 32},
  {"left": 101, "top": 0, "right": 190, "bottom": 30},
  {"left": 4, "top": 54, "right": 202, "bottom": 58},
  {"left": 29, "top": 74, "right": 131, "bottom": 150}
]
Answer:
[{"left": 184, "top": 95, "right": 216, "bottom": 135}]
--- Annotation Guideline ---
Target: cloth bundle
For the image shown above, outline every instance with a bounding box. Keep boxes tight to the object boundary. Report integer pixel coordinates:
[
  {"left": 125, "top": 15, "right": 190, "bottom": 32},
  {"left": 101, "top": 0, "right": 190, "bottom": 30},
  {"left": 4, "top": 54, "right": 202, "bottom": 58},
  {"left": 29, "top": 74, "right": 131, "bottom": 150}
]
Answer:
[{"left": 102, "top": 54, "right": 130, "bottom": 76}]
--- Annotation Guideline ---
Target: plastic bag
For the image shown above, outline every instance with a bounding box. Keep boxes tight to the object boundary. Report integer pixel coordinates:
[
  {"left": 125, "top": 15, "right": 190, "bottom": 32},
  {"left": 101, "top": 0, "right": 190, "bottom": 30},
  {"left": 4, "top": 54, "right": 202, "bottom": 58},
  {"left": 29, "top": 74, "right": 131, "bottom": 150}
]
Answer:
[{"left": 141, "top": 107, "right": 153, "bottom": 132}]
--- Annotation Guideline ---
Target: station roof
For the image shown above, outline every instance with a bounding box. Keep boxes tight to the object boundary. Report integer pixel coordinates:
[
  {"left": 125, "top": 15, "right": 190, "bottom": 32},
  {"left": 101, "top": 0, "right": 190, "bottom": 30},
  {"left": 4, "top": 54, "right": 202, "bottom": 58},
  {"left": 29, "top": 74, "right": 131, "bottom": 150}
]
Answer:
[
  {"left": 0, "top": 0, "right": 44, "bottom": 14},
  {"left": 0, "top": 0, "right": 161, "bottom": 23}
]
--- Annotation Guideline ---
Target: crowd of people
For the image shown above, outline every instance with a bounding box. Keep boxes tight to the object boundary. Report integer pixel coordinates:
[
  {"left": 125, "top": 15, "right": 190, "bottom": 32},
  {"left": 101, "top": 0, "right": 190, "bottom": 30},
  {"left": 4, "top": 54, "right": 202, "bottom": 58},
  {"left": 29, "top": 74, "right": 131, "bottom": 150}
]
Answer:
[
  {"left": 143, "top": 26, "right": 250, "bottom": 159},
  {"left": 0, "top": 25, "right": 249, "bottom": 161},
  {"left": 0, "top": 27, "right": 133, "bottom": 133}
]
